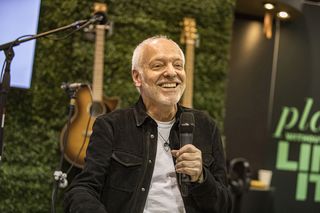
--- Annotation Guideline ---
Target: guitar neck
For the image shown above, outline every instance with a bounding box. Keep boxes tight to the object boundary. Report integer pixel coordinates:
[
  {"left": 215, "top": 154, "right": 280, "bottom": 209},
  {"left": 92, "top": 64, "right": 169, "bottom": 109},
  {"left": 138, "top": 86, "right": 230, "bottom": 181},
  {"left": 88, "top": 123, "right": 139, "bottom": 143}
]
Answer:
[
  {"left": 181, "top": 40, "right": 195, "bottom": 108},
  {"left": 92, "top": 25, "right": 105, "bottom": 103}
]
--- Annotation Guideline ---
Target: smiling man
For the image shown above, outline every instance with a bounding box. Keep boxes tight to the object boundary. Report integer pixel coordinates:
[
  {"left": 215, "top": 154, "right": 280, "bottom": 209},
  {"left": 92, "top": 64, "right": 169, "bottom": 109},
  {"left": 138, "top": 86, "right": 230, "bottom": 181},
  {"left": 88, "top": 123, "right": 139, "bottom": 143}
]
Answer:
[
  {"left": 132, "top": 37, "right": 186, "bottom": 121},
  {"left": 64, "top": 36, "right": 232, "bottom": 213}
]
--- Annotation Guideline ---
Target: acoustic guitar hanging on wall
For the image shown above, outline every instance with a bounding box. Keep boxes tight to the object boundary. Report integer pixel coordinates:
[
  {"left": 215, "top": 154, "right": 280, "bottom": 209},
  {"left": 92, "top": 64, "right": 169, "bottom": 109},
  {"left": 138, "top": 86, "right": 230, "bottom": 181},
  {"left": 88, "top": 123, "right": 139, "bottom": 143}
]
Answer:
[
  {"left": 180, "top": 17, "right": 197, "bottom": 108},
  {"left": 60, "top": 2, "right": 119, "bottom": 168}
]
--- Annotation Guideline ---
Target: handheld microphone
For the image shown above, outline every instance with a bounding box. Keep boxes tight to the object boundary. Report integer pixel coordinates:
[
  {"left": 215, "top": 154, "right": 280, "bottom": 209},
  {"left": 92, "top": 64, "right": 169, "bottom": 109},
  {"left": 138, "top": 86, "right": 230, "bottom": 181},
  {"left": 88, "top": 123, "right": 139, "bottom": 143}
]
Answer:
[
  {"left": 179, "top": 112, "right": 195, "bottom": 196},
  {"left": 60, "top": 82, "right": 86, "bottom": 90}
]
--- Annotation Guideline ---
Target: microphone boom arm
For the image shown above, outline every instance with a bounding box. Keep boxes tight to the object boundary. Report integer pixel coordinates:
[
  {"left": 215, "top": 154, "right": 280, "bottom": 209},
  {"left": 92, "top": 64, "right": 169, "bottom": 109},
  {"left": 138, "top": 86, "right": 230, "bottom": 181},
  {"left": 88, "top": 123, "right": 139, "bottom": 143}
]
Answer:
[
  {"left": 0, "top": 18, "right": 94, "bottom": 164},
  {"left": 0, "top": 20, "right": 90, "bottom": 51}
]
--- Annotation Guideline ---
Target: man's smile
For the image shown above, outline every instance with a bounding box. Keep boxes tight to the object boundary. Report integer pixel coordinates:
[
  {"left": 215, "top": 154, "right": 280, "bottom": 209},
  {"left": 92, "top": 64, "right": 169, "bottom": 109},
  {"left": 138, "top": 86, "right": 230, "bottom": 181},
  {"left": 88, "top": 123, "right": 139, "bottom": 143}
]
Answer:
[{"left": 158, "top": 82, "right": 178, "bottom": 88}]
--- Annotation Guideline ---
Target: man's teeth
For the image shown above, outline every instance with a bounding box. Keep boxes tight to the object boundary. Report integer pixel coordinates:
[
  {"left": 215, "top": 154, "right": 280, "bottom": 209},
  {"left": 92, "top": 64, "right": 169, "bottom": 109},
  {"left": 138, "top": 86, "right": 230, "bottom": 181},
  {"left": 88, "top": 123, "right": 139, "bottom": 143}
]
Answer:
[{"left": 161, "top": 83, "right": 177, "bottom": 88}]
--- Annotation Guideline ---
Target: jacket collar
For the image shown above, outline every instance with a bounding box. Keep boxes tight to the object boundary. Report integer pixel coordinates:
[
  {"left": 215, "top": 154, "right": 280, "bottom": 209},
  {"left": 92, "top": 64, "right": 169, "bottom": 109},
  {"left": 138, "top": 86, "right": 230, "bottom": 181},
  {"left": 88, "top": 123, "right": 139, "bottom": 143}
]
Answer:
[{"left": 133, "top": 96, "right": 186, "bottom": 127}]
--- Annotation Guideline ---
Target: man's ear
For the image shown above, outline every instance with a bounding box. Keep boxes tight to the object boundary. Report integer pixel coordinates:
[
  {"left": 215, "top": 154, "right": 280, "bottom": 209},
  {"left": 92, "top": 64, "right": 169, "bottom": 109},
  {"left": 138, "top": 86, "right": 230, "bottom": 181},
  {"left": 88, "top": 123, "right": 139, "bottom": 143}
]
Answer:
[{"left": 132, "top": 69, "right": 142, "bottom": 87}]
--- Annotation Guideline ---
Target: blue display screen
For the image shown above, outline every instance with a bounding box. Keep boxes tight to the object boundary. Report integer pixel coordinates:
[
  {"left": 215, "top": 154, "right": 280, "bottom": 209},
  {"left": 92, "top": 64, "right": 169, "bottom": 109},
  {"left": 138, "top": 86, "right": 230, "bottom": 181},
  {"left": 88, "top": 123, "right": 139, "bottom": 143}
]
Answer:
[{"left": 0, "top": 0, "right": 41, "bottom": 89}]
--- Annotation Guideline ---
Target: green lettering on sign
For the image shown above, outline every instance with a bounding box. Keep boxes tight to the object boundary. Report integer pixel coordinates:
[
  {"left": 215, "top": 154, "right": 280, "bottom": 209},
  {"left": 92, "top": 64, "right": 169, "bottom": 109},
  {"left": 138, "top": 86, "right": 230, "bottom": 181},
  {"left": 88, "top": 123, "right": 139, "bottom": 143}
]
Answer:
[
  {"left": 274, "top": 107, "right": 299, "bottom": 138},
  {"left": 311, "top": 145, "right": 320, "bottom": 173},
  {"left": 276, "top": 141, "right": 298, "bottom": 171},
  {"left": 299, "top": 143, "right": 311, "bottom": 172},
  {"left": 299, "top": 98, "right": 313, "bottom": 131},
  {"left": 296, "top": 172, "right": 308, "bottom": 201},
  {"left": 310, "top": 111, "right": 320, "bottom": 132},
  {"left": 274, "top": 98, "right": 320, "bottom": 203},
  {"left": 309, "top": 174, "right": 320, "bottom": 202}
]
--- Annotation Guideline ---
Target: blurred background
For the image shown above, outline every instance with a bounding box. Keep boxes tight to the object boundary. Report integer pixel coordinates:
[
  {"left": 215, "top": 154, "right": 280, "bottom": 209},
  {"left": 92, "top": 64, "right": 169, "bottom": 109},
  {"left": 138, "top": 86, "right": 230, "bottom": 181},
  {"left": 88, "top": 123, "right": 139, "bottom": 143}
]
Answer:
[{"left": 0, "top": 0, "right": 319, "bottom": 212}]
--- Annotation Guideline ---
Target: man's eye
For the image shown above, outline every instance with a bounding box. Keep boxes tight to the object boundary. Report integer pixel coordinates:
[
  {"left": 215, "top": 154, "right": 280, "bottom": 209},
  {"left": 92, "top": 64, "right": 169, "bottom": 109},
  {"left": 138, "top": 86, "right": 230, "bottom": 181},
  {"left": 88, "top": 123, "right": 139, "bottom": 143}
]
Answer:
[
  {"left": 152, "top": 64, "right": 163, "bottom": 69},
  {"left": 174, "top": 64, "right": 183, "bottom": 69}
]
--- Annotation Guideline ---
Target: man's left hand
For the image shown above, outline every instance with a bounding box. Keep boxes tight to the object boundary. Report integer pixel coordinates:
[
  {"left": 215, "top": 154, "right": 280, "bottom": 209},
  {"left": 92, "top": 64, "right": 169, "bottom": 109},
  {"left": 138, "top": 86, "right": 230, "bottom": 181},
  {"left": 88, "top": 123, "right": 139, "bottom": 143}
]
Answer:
[{"left": 171, "top": 144, "right": 203, "bottom": 183}]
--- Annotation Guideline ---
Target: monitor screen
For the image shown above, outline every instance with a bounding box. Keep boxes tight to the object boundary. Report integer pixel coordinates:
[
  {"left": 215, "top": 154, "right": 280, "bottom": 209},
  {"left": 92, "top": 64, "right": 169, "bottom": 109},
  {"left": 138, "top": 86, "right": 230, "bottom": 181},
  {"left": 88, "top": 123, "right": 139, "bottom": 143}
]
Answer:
[{"left": 0, "top": 0, "right": 41, "bottom": 89}]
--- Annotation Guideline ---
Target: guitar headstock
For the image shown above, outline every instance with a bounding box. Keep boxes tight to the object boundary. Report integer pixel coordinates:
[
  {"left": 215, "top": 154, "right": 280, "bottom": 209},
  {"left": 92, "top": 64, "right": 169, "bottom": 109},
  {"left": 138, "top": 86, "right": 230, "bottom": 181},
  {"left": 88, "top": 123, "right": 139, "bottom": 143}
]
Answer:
[
  {"left": 93, "top": 2, "right": 108, "bottom": 25},
  {"left": 180, "top": 17, "right": 198, "bottom": 45},
  {"left": 84, "top": 2, "right": 111, "bottom": 36}
]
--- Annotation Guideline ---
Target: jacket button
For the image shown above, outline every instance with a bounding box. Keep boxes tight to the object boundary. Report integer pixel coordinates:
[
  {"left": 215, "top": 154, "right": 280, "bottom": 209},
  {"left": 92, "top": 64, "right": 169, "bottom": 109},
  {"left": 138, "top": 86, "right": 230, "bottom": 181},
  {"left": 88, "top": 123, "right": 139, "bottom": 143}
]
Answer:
[
  {"left": 150, "top": 134, "right": 155, "bottom": 139},
  {"left": 141, "top": 187, "right": 146, "bottom": 192},
  {"left": 148, "top": 160, "right": 152, "bottom": 164}
]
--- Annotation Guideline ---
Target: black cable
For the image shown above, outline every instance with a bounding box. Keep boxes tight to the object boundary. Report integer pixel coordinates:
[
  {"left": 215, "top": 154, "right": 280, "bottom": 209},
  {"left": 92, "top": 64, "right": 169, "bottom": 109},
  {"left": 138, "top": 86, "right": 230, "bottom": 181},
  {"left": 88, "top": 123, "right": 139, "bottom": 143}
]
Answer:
[
  {"left": 51, "top": 89, "right": 77, "bottom": 213},
  {"left": 51, "top": 86, "right": 94, "bottom": 213},
  {"left": 51, "top": 181, "right": 59, "bottom": 213},
  {"left": 66, "top": 114, "right": 92, "bottom": 175},
  {"left": 47, "top": 20, "right": 92, "bottom": 41}
]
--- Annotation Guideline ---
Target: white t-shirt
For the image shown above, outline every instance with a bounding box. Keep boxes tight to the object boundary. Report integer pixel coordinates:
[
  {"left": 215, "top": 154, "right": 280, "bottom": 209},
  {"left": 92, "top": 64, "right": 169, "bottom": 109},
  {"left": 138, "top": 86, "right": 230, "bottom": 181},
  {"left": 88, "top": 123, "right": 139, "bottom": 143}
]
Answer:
[{"left": 143, "top": 119, "right": 186, "bottom": 213}]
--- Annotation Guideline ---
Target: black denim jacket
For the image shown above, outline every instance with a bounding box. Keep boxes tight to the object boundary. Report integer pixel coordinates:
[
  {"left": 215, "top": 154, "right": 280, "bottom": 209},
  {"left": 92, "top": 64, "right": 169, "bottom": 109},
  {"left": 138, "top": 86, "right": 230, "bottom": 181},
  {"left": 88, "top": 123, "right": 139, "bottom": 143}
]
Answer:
[{"left": 64, "top": 97, "right": 232, "bottom": 213}]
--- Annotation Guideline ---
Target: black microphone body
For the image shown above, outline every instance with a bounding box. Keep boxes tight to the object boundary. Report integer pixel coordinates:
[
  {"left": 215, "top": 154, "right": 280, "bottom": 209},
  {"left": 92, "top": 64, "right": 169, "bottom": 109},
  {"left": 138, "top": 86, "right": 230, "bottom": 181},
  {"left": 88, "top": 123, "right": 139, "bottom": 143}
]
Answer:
[
  {"left": 179, "top": 112, "right": 195, "bottom": 196},
  {"left": 180, "top": 131, "right": 193, "bottom": 183},
  {"left": 180, "top": 132, "right": 193, "bottom": 146}
]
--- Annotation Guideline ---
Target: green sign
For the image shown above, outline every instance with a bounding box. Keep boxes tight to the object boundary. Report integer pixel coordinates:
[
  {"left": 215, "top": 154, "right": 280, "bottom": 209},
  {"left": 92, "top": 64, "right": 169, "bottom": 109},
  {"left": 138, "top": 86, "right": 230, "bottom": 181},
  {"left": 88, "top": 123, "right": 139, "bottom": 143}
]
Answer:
[{"left": 273, "top": 97, "right": 320, "bottom": 202}]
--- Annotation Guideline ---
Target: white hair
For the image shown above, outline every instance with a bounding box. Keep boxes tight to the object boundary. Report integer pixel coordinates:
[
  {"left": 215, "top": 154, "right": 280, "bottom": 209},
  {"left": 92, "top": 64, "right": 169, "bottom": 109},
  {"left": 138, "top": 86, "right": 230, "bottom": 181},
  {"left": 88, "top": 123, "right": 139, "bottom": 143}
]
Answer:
[{"left": 131, "top": 35, "right": 185, "bottom": 72}]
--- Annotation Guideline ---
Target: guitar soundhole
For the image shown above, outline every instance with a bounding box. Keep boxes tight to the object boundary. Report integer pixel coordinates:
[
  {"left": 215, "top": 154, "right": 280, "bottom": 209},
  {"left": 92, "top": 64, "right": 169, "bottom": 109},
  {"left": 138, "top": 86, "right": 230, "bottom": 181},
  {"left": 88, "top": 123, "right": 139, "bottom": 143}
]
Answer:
[{"left": 90, "top": 102, "right": 106, "bottom": 117}]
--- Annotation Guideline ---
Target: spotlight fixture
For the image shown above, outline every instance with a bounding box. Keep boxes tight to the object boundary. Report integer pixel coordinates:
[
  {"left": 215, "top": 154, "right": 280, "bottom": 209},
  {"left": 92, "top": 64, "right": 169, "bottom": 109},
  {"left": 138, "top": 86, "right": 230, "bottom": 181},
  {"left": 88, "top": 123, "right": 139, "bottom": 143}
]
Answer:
[
  {"left": 277, "top": 11, "right": 290, "bottom": 19},
  {"left": 262, "top": 2, "right": 291, "bottom": 39},
  {"left": 264, "top": 3, "right": 275, "bottom": 10}
]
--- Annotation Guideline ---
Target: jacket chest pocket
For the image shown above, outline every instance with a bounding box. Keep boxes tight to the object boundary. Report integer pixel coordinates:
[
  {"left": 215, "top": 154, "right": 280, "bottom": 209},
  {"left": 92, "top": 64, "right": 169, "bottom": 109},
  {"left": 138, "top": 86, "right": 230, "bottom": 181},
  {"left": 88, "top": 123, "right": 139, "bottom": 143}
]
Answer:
[{"left": 109, "top": 151, "right": 143, "bottom": 192}]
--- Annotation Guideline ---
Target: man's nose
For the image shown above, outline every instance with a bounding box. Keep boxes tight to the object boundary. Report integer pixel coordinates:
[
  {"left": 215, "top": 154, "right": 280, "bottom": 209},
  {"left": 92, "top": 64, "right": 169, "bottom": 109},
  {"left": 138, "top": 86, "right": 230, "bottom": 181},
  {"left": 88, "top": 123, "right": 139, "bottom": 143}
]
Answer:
[{"left": 164, "top": 63, "right": 177, "bottom": 77}]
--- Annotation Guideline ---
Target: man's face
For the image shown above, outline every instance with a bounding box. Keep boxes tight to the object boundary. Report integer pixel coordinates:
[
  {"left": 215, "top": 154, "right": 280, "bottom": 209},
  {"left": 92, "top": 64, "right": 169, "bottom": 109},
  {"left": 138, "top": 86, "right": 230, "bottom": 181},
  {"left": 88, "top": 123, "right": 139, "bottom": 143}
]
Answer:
[{"left": 133, "top": 39, "right": 186, "bottom": 108}]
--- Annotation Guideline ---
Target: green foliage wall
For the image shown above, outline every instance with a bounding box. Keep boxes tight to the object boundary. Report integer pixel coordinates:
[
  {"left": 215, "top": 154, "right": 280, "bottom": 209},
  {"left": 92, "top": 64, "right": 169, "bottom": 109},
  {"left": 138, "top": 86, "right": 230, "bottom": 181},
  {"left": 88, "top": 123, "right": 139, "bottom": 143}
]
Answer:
[{"left": 0, "top": 0, "right": 235, "bottom": 212}]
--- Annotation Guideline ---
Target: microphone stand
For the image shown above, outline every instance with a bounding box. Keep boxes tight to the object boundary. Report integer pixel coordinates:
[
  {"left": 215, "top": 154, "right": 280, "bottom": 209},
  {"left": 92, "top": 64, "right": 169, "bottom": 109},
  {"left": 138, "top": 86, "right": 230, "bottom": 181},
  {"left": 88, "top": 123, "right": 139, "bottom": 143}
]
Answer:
[
  {"left": 51, "top": 86, "right": 79, "bottom": 213},
  {"left": 0, "top": 18, "right": 95, "bottom": 165}
]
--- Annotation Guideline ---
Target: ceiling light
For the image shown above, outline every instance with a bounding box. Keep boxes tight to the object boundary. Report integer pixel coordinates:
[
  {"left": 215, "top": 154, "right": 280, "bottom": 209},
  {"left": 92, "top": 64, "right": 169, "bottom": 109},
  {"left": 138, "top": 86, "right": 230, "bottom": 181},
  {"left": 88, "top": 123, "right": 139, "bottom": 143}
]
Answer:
[
  {"left": 277, "top": 11, "right": 290, "bottom": 19},
  {"left": 264, "top": 3, "right": 275, "bottom": 10}
]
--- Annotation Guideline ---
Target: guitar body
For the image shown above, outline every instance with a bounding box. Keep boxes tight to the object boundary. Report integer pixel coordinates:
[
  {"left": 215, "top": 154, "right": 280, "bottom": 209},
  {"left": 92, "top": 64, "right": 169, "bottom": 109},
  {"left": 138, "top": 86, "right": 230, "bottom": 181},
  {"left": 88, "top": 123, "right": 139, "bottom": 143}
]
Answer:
[
  {"left": 60, "top": 3, "right": 119, "bottom": 168},
  {"left": 60, "top": 85, "right": 118, "bottom": 168}
]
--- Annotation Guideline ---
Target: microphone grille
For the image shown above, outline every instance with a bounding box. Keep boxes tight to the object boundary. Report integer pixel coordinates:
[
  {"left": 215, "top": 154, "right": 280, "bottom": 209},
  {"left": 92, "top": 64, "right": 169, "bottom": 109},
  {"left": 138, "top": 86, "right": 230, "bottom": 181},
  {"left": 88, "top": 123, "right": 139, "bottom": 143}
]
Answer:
[{"left": 179, "top": 112, "right": 195, "bottom": 133}]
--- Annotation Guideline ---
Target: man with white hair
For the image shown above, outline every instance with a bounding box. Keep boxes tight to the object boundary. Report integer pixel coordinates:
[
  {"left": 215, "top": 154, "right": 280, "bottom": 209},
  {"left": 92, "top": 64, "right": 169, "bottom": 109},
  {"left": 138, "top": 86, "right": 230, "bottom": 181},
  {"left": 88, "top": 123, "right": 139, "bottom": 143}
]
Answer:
[{"left": 64, "top": 36, "right": 232, "bottom": 213}]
